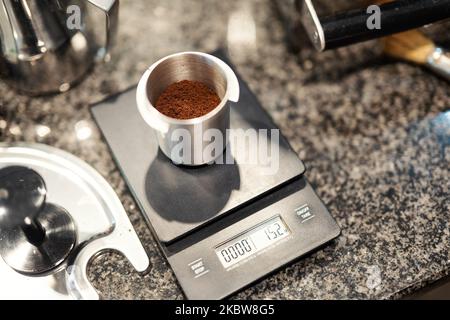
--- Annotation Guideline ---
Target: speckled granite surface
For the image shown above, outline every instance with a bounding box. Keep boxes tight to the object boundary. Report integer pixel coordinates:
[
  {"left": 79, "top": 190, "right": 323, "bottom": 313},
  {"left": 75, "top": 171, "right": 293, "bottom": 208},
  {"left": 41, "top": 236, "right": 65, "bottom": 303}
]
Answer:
[{"left": 0, "top": 0, "right": 449, "bottom": 300}]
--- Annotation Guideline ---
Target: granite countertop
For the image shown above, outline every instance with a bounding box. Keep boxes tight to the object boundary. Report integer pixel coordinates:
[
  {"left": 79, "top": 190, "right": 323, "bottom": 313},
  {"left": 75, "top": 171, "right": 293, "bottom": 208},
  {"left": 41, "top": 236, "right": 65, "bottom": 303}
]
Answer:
[{"left": 0, "top": 0, "right": 449, "bottom": 300}]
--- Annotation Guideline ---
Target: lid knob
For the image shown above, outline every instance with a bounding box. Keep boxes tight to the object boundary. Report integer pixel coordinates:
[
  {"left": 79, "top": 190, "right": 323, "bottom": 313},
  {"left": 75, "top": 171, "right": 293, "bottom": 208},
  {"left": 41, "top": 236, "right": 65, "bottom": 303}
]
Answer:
[{"left": 0, "top": 166, "right": 47, "bottom": 246}]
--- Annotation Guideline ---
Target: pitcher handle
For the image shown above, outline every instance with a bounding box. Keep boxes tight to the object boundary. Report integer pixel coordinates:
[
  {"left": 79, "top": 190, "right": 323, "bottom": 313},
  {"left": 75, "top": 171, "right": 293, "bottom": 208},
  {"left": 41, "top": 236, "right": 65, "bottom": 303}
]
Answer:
[{"left": 87, "top": 0, "right": 119, "bottom": 61}]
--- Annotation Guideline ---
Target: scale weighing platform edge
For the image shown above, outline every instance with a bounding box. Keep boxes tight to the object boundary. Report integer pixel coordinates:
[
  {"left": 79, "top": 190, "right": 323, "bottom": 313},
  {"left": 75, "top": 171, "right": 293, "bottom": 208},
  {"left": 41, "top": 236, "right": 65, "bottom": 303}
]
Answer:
[{"left": 91, "top": 51, "right": 340, "bottom": 300}]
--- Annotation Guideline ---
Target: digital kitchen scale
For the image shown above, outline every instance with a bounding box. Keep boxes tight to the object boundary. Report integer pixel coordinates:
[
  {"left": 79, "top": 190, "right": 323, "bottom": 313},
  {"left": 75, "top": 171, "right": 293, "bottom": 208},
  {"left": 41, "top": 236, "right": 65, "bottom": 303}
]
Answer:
[{"left": 91, "top": 52, "right": 340, "bottom": 299}]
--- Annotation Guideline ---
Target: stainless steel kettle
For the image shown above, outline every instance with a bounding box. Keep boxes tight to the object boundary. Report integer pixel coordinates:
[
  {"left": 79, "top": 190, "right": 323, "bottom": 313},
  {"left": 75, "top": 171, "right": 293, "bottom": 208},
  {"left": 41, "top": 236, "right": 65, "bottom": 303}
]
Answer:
[{"left": 0, "top": 0, "right": 119, "bottom": 95}]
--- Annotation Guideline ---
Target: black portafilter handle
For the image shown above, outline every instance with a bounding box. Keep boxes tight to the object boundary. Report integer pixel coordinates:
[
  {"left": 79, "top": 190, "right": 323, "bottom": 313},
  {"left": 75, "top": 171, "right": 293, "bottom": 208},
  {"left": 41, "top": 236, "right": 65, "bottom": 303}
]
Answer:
[
  {"left": 304, "top": 0, "right": 450, "bottom": 51},
  {"left": 0, "top": 166, "right": 47, "bottom": 246}
]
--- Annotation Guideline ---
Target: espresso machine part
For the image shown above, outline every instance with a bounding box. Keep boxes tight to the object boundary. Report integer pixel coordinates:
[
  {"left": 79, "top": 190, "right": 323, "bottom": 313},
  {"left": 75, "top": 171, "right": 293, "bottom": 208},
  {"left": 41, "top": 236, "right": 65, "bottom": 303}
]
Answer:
[
  {"left": 0, "top": 144, "right": 149, "bottom": 299},
  {"left": 0, "top": 0, "right": 119, "bottom": 95},
  {"left": 303, "top": 0, "right": 450, "bottom": 51},
  {"left": 277, "top": 0, "right": 450, "bottom": 52},
  {"left": 0, "top": 166, "right": 76, "bottom": 275}
]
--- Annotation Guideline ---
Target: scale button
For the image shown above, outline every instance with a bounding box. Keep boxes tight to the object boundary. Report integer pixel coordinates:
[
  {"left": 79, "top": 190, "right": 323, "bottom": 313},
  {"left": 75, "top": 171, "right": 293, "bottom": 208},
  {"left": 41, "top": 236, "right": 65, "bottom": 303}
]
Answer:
[
  {"left": 188, "top": 258, "right": 210, "bottom": 279},
  {"left": 295, "top": 204, "right": 315, "bottom": 223}
]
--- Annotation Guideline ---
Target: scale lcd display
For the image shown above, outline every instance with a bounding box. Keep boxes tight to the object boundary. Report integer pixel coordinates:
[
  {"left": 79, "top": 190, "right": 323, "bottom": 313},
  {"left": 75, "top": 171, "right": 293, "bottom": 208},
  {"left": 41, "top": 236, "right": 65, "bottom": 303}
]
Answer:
[{"left": 215, "top": 216, "right": 290, "bottom": 269}]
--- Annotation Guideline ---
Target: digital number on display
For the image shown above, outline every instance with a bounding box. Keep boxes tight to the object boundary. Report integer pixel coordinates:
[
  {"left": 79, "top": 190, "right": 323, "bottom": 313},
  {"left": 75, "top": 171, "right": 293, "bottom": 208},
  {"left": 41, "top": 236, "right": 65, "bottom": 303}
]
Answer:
[{"left": 215, "top": 216, "right": 290, "bottom": 269}]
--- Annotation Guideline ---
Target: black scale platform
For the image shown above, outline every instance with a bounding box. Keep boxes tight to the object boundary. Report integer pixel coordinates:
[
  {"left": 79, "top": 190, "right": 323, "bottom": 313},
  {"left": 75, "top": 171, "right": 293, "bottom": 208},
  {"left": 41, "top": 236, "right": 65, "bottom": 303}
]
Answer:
[{"left": 92, "top": 51, "right": 340, "bottom": 299}]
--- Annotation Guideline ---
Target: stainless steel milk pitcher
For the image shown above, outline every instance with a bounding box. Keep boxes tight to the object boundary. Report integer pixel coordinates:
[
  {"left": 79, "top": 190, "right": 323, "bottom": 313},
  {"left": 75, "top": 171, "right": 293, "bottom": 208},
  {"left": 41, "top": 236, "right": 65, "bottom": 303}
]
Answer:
[{"left": 0, "top": 0, "right": 119, "bottom": 95}]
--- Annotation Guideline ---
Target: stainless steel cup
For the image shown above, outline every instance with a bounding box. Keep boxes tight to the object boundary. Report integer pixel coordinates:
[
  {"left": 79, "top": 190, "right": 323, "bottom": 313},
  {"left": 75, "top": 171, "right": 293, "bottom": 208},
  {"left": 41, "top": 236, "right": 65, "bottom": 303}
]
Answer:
[{"left": 136, "top": 52, "right": 240, "bottom": 166}]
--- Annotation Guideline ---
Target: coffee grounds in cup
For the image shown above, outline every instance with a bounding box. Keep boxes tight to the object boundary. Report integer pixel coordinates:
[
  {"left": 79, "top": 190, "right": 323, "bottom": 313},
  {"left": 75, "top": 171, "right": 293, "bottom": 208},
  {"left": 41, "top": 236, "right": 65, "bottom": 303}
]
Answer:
[{"left": 155, "top": 80, "right": 221, "bottom": 120}]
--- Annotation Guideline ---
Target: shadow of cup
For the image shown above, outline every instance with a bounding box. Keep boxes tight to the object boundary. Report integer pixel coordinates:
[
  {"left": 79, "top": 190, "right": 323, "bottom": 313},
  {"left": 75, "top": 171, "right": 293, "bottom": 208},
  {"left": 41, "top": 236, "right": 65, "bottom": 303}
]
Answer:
[{"left": 145, "top": 150, "right": 240, "bottom": 224}]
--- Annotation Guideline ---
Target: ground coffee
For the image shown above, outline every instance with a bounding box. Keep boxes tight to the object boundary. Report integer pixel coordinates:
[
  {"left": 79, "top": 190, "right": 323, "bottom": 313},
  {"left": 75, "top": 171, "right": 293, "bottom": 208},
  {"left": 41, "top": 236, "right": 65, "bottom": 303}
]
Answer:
[{"left": 155, "top": 80, "right": 221, "bottom": 120}]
